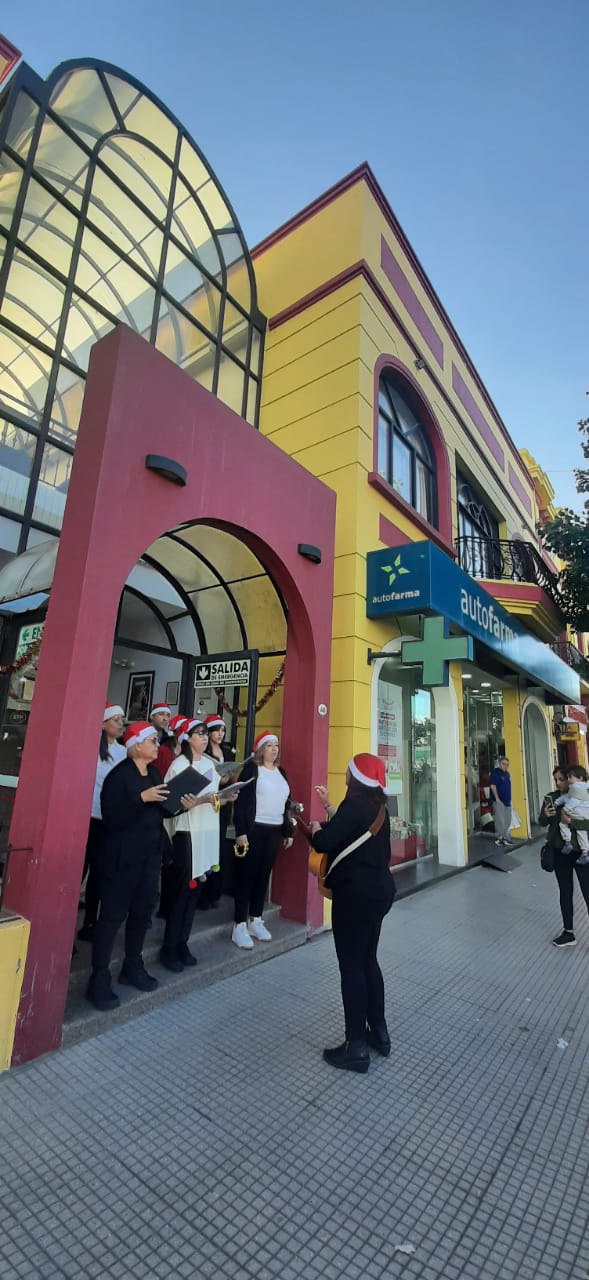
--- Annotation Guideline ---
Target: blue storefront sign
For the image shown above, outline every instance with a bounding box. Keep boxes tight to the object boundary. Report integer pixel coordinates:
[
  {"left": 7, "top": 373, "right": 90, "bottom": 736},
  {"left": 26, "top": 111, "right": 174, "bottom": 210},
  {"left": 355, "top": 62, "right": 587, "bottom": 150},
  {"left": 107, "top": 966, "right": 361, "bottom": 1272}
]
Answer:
[{"left": 366, "top": 540, "right": 580, "bottom": 703}]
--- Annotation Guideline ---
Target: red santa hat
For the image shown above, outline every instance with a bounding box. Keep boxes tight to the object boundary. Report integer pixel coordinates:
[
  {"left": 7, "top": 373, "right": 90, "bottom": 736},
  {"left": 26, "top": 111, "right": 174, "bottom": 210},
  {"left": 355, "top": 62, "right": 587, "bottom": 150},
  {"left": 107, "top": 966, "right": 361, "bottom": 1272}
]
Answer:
[
  {"left": 203, "top": 714, "right": 226, "bottom": 732},
  {"left": 103, "top": 704, "right": 124, "bottom": 722},
  {"left": 254, "top": 731, "right": 279, "bottom": 752},
  {"left": 122, "top": 722, "right": 156, "bottom": 750},
  {"left": 178, "top": 718, "right": 205, "bottom": 743},
  {"left": 150, "top": 702, "right": 171, "bottom": 718},
  {"left": 348, "top": 753, "right": 386, "bottom": 789},
  {"left": 169, "top": 714, "right": 188, "bottom": 737}
]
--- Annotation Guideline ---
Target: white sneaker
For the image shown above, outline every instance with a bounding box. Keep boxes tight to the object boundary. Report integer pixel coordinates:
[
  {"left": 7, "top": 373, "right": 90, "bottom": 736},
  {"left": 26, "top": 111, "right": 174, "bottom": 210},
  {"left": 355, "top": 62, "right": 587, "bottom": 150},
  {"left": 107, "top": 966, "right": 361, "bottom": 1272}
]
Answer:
[
  {"left": 232, "top": 922, "right": 254, "bottom": 950},
  {"left": 249, "top": 917, "right": 272, "bottom": 942}
]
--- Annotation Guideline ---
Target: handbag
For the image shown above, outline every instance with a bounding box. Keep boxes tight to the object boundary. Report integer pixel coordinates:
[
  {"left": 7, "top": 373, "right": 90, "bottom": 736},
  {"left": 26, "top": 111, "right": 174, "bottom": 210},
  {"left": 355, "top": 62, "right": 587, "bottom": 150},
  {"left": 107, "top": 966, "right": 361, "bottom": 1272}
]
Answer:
[
  {"left": 540, "top": 842, "right": 555, "bottom": 873},
  {"left": 308, "top": 806, "right": 386, "bottom": 900}
]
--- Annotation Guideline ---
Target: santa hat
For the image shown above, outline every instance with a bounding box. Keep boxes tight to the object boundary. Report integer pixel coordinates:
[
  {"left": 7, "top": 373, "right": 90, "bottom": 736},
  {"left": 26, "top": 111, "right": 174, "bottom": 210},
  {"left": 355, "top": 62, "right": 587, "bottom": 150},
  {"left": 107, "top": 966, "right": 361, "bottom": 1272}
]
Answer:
[
  {"left": 348, "top": 753, "right": 386, "bottom": 789},
  {"left": 178, "top": 718, "right": 205, "bottom": 743},
  {"left": 122, "top": 722, "right": 156, "bottom": 750},
  {"left": 150, "top": 702, "right": 171, "bottom": 718},
  {"left": 254, "top": 731, "right": 278, "bottom": 752},
  {"left": 169, "top": 714, "right": 188, "bottom": 737},
  {"left": 103, "top": 705, "right": 124, "bottom": 722},
  {"left": 203, "top": 714, "right": 225, "bottom": 732}
]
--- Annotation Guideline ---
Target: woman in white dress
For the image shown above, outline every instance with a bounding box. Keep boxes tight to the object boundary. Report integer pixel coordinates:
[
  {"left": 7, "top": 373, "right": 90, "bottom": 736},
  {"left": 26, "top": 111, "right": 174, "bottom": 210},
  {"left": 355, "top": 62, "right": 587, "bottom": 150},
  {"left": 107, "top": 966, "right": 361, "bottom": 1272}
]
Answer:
[{"left": 160, "top": 719, "right": 235, "bottom": 971}]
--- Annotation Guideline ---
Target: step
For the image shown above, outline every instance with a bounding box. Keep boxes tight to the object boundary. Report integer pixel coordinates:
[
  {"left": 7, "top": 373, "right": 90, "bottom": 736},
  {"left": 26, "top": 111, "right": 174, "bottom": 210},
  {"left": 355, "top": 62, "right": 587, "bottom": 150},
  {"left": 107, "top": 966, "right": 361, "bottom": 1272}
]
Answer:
[{"left": 63, "top": 900, "right": 308, "bottom": 1048}]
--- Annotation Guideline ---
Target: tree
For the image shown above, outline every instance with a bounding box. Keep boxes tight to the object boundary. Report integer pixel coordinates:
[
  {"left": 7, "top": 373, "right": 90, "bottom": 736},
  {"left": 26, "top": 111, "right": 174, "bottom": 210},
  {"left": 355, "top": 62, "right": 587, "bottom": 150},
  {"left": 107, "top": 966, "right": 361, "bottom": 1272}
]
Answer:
[{"left": 540, "top": 417, "right": 589, "bottom": 633}]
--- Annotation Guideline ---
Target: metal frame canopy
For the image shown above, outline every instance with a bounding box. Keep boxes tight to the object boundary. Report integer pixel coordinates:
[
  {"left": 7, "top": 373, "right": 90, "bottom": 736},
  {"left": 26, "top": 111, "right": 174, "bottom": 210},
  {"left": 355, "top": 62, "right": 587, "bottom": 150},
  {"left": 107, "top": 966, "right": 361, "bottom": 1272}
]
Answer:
[{"left": 0, "top": 57, "right": 266, "bottom": 555}]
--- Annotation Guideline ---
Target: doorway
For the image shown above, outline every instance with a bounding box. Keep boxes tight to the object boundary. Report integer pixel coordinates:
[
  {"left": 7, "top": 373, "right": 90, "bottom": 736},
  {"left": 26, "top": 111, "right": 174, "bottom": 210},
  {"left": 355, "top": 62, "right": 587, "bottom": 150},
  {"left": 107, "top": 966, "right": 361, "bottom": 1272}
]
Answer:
[
  {"left": 462, "top": 665, "right": 506, "bottom": 834},
  {"left": 523, "top": 701, "right": 552, "bottom": 828}
]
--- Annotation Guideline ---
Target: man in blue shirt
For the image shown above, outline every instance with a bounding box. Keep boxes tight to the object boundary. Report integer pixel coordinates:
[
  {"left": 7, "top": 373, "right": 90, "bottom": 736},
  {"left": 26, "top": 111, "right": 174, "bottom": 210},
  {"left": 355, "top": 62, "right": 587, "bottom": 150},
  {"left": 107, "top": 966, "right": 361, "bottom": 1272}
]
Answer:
[{"left": 490, "top": 757, "right": 512, "bottom": 846}]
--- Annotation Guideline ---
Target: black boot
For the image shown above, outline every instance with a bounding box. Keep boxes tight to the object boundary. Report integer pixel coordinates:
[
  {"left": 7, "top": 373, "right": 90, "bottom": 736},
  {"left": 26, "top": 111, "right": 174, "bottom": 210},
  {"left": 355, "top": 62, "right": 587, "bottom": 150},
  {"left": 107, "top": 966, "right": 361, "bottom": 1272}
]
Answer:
[
  {"left": 159, "top": 946, "right": 184, "bottom": 973},
  {"left": 86, "top": 970, "right": 120, "bottom": 1012},
  {"left": 367, "top": 1022, "right": 391, "bottom": 1057},
  {"left": 119, "top": 958, "right": 158, "bottom": 992},
  {"left": 323, "top": 1040, "right": 370, "bottom": 1073},
  {"left": 77, "top": 923, "right": 95, "bottom": 942},
  {"left": 178, "top": 941, "right": 197, "bottom": 967}
]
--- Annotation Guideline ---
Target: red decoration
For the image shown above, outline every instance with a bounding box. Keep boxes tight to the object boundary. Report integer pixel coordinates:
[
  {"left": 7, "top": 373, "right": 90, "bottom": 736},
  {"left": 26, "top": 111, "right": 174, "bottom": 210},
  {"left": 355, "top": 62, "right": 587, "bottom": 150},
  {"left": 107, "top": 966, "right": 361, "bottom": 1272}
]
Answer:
[
  {"left": 0, "top": 635, "right": 42, "bottom": 676},
  {"left": 215, "top": 660, "right": 285, "bottom": 723}
]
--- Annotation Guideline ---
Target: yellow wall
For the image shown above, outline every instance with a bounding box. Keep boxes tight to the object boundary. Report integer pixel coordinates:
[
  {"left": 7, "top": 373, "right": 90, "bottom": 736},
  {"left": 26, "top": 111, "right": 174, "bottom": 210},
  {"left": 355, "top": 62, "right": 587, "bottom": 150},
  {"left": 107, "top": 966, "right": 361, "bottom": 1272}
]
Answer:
[{"left": 0, "top": 914, "right": 29, "bottom": 1071}]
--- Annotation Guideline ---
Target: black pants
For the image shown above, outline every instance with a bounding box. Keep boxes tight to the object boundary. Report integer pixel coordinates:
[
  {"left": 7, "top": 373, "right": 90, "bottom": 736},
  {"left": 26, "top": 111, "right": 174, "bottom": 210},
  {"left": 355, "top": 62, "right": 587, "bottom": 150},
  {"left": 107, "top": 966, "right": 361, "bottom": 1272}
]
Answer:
[
  {"left": 233, "top": 824, "right": 282, "bottom": 923},
  {"left": 163, "top": 833, "right": 201, "bottom": 955},
  {"left": 331, "top": 886, "right": 395, "bottom": 1042},
  {"left": 554, "top": 847, "right": 589, "bottom": 932},
  {"left": 92, "top": 846, "right": 161, "bottom": 975},
  {"left": 81, "top": 818, "right": 105, "bottom": 928}
]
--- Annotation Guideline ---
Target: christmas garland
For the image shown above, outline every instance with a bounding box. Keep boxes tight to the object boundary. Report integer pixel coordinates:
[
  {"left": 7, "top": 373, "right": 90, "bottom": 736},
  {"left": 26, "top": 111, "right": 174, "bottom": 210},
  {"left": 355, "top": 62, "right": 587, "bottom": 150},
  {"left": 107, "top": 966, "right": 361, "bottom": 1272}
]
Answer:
[
  {"left": 215, "top": 660, "right": 285, "bottom": 724},
  {"left": 0, "top": 635, "right": 42, "bottom": 676}
]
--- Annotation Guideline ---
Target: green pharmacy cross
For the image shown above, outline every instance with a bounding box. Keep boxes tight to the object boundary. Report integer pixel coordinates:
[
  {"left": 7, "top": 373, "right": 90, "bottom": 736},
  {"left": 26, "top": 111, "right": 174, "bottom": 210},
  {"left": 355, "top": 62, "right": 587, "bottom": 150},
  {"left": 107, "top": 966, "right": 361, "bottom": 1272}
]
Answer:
[{"left": 401, "top": 616, "right": 473, "bottom": 686}]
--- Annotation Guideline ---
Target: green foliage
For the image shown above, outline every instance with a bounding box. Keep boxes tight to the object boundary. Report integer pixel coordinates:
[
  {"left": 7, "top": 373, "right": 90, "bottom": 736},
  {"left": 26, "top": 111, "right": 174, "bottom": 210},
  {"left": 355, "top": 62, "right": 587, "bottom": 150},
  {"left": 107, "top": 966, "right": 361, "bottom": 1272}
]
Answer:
[{"left": 540, "top": 418, "right": 589, "bottom": 631}]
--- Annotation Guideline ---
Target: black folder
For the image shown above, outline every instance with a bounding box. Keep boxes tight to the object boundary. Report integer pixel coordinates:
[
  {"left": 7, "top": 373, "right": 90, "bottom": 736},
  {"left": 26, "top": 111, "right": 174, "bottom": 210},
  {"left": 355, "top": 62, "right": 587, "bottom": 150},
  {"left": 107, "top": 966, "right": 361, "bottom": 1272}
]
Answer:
[{"left": 160, "top": 766, "right": 213, "bottom": 817}]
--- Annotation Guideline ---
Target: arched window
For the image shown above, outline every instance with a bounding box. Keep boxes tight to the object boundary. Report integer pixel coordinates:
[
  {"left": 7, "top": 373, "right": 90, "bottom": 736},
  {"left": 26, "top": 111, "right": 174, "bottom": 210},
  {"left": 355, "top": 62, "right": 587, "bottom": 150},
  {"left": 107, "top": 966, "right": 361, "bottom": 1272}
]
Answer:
[{"left": 377, "top": 373, "right": 436, "bottom": 525}]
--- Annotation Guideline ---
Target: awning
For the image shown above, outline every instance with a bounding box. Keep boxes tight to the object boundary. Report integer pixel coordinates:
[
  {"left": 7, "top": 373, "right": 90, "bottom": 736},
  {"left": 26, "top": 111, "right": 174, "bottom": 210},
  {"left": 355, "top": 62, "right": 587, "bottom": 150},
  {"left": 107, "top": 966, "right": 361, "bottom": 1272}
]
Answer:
[{"left": 0, "top": 539, "right": 58, "bottom": 606}]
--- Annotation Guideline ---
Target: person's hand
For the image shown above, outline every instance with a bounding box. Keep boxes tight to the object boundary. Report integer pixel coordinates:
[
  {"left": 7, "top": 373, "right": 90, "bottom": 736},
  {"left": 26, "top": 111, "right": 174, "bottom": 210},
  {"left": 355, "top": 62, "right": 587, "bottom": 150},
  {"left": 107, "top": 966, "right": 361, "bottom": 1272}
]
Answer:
[
  {"left": 310, "top": 820, "right": 322, "bottom": 837},
  {"left": 180, "top": 793, "right": 199, "bottom": 811},
  {"left": 543, "top": 801, "right": 556, "bottom": 818},
  {"left": 315, "top": 785, "right": 329, "bottom": 805},
  {"left": 221, "top": 790, "right": 238, "bottom": 804},
  {"left": 142, "top": 784, "right": 169, "bottom": 804},
  {"left": 235, "top": 834, "right": 248, "bottom": 848},
  {"left": 283, "top": 837, "right": 294, "bottom": 850},
  {"left": 560, "top": 811, "right": 571, "bottom": 825}
]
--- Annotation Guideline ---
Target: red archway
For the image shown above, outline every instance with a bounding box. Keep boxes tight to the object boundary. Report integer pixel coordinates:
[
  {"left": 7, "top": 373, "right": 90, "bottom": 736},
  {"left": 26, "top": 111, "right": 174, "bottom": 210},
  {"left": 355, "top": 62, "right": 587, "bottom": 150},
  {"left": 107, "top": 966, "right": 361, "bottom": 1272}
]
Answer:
[{"left": 4, "top": 326, "right": 336, "bottom": 1065}]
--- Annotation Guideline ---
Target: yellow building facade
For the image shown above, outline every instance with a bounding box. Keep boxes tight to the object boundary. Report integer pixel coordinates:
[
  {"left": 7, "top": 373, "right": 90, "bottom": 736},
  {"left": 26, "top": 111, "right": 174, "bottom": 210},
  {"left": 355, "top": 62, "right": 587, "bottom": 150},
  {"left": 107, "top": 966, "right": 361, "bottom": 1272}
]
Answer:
[{"left": 253, "top": 165, "right": 584, "bottom": 872}]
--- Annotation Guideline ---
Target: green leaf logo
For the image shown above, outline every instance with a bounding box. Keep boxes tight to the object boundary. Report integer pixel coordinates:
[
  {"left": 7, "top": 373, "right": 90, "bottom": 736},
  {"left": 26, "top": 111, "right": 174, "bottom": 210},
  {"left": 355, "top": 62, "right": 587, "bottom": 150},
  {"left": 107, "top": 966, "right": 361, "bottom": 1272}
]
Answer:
[{"left": 382, "top": 554, "right": 410, "bottom": 586}]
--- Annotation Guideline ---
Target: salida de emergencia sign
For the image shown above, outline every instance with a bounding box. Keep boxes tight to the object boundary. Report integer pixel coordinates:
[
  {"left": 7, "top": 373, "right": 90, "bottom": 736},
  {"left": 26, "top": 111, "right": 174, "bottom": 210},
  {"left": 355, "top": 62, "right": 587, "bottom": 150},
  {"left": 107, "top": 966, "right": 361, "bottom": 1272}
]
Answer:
[{"left": 194, "top": 658, "right": 251, "bottom": 688}]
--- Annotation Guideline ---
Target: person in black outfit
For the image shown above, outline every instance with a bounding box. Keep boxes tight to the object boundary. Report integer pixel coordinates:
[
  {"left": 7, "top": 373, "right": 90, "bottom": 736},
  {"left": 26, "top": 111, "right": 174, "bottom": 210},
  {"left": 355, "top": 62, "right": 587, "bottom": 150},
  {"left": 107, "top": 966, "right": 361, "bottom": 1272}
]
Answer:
[
  {"left": 86, "top": 722, "right": 169, "bottom": 1012},
  {"left": 540, "top": 766, "right": 589, "bottom": 948},
  {"left": 199, "top": 714, "right": 235, "bottom": 909},
  {"left": 311, "top": 753, "right": 395, "bottom": 1074}
]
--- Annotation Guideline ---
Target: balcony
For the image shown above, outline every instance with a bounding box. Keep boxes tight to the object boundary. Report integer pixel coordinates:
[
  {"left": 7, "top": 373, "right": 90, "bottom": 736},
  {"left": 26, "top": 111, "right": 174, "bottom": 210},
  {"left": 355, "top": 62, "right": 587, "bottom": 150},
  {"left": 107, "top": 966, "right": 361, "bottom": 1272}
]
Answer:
[
  {"left": 550, "top": 640, "right": 585, "bottom": 672},
  {"left": 455, "top": 536, "right": 562, "bottom": 612}
]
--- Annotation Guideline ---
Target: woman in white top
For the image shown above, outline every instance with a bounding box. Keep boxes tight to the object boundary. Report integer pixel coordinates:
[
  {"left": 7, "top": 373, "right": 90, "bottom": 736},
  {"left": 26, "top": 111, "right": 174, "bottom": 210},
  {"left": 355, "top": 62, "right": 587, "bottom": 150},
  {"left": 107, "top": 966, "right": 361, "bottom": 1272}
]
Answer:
[
  {"left": 78, "top": 705, "right": 126, "bottom": 942},
  {"left": 232, "top": 732, "right": 295, "bottom": 949},
  {"left": 160, "top": 719, "right": 236, "bottom": 971}
]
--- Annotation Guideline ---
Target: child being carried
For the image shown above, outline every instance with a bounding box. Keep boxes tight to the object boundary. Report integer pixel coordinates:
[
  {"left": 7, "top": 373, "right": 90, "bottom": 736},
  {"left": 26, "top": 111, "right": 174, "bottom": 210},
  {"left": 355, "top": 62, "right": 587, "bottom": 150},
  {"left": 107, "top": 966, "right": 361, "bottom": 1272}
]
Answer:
[{"left": 554, "top": 779, "right": 589, "bottom": 864}]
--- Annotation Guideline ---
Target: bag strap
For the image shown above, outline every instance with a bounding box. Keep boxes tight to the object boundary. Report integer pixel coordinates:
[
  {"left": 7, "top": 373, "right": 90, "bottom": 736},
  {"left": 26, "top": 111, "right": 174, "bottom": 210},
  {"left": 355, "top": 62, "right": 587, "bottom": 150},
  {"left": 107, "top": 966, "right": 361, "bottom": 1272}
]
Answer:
[{"left": 324, "top": 805, "right": 386, "bottom": 881}]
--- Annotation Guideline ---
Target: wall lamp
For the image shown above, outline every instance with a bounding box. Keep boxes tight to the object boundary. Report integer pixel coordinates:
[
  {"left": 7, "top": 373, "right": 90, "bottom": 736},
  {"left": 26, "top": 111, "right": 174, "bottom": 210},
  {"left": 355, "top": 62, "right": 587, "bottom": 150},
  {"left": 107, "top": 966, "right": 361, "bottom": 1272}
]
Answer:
[
  {"left": 298, "top": 543, "right": 322, "bottom": 565},
  {"left": 145, "top": 454, "right": 187, "bottom": 486},
  {"left": 414, "top": 357, "right": 426, "bottom": 371}
]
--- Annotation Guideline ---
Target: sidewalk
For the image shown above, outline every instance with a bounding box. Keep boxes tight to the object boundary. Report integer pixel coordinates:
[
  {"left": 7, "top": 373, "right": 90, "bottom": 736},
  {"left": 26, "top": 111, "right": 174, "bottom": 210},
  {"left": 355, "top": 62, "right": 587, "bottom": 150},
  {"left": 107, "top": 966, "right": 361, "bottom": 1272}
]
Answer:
[{"left": 1, "top": 841, "right": 588, "bottom": 1280}]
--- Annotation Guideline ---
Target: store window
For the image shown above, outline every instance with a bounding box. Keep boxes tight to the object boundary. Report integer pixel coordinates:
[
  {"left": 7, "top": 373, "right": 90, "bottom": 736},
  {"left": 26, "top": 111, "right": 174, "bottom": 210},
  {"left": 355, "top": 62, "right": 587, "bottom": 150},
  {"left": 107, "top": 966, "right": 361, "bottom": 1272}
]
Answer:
[
  {"left": 377, "top": 659, "right": 438, "bottom": 865},
  {"left": 377, "top": 374, "right": 436, "bottom": 524},
  {"left": 462, "top": 671, "right": 505, "bottom": 833}
]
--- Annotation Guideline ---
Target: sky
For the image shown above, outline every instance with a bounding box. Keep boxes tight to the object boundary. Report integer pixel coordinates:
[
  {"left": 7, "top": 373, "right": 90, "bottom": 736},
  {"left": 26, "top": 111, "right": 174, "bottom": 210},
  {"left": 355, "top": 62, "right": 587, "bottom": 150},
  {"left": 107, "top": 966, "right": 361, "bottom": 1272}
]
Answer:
[{"left": 5, "top": 0, "right": 589, "bottom": 512}]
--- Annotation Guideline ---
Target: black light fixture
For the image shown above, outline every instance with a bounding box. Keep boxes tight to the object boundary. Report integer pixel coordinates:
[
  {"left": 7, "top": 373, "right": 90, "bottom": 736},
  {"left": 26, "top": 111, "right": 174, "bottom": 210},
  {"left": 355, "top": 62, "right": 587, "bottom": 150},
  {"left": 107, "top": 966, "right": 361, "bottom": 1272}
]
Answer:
[
  {"left": 298, "top": 543, "right": 322, "bottom": 565},
  {"left": 145, "top": 454, "right": 187, "bottom": 486},
  {"left": 414, "top": 356, "right": 426, "bottom": 371}
]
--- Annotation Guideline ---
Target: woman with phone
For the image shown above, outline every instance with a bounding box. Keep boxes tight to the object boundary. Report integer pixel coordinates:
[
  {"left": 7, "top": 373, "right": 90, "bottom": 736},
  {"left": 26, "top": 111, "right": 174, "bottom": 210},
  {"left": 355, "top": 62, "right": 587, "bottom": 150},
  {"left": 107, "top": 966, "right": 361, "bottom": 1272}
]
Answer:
[{"left": 540, "top": 767, "right": 589, "bottom": 947}]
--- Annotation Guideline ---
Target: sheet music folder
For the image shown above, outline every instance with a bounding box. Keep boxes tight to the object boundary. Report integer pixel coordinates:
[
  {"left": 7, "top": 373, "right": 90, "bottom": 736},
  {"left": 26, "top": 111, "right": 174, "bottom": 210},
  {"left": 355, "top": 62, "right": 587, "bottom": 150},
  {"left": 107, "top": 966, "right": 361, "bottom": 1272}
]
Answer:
[{"left": 160, "top": 766, "right": 211, "bottom": 816}]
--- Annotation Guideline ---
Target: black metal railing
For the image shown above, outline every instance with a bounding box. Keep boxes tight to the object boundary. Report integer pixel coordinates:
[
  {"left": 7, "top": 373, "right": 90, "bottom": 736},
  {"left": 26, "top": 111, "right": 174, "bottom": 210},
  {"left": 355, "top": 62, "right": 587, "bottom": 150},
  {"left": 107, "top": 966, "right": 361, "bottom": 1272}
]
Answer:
[
  {"left": 455, "top": 536, "right": 562, "bottom": 609},
  {"left": 550, "top": 640, "right": 585, "bottom": 671}
]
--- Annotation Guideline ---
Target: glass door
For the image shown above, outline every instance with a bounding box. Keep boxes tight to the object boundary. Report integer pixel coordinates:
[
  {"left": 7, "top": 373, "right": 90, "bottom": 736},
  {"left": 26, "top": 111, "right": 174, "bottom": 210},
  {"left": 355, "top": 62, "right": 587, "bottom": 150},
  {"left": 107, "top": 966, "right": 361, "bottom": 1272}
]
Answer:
[{"left": 462, "top": 668, "right": 506, "bottom": 834}]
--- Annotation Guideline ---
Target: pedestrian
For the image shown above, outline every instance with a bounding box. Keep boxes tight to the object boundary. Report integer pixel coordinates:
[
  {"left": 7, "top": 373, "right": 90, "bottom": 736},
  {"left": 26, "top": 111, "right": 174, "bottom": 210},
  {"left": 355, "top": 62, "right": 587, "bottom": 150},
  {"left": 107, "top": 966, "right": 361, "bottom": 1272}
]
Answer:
[
  {"left": 86, "top": 722, "right": 169, "bottom": 1012},
  {"left": 540, "top": 766, "right": 589, "bottom": 947},
  {"left": 156, "top": 714, "right": 188, "bottom": 920},
  {"left": 77, "top": 704, "right": 126, "bottom": 943},
  {"left": 554, "top": 765, "right": 589, "bottom": 863},
  {"left": 160, "top": 720, "right": 237, "bottom": 972},
  {"left": 310, "top": 754, "right": 395, "bottom": 1074},
  {"left": 232, "top": 731, "right": 294, "bottom": 949},
  {"left": 490, "top": 756, "right": 512, "bottom": 846}
]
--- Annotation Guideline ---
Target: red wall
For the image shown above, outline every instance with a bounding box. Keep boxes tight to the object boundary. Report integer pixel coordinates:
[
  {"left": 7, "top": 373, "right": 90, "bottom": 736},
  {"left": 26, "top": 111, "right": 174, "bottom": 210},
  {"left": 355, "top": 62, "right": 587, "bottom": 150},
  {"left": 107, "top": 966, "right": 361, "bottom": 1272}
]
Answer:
[{"left": 4, "top": 326, "right": 336, "bottom": 1064}]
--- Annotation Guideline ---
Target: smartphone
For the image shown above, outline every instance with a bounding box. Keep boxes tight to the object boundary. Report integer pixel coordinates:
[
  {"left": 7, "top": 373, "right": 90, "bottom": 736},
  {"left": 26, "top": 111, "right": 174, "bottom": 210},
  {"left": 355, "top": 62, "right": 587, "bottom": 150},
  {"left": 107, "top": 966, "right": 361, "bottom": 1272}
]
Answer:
[{"left": 544, "top": 795, "right": 556, "bottom": 814}]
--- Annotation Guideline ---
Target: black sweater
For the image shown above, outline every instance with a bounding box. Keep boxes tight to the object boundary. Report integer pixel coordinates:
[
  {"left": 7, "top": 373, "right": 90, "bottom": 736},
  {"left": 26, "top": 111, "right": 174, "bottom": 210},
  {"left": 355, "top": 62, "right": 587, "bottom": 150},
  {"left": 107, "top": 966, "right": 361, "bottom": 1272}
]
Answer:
[
  {"left": 233, "top": 761, "right": 292, "bottom": 841},
  {"left": 312, "top": 794, "right": 394, "bottom": 899},
  {"left": 100, "top": 759, "right": 165, "bottom": 861}
]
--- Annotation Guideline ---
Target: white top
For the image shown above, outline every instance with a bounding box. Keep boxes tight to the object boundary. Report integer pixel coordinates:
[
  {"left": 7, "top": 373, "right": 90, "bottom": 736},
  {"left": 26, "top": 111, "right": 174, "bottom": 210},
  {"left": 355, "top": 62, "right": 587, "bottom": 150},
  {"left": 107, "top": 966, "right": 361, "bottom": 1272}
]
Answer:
[
  {"left": 164, "top": 754, "right": 220, "bottom": 879},
  {"left": 255, "top": 766, "right": 290, "bottom": 826},
  {"left": 93, "top": 741, "right": 126, "bottom": 819}
]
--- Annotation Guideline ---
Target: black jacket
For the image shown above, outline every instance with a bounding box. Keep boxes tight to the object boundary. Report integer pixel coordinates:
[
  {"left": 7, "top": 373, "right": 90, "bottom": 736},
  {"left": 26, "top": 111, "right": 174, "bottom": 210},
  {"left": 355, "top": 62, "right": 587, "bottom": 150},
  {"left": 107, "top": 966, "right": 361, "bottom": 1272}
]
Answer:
[
  {"left": 312, "top": 794, "right": 395, "bottom": 901},
  {"left": 233, "top": 761, "right": 292, "bottom": 841},
  {"left": 100, "top": 759, "right": 165, "bottom": 862}
]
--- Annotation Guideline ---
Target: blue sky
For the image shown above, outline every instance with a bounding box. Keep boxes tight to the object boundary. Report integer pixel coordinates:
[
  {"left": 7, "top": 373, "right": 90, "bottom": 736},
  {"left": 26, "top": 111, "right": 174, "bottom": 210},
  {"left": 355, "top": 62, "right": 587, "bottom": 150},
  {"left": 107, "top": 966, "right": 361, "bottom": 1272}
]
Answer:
[{"left": 6, "top": 0, "right": 588, "bottom": 511}]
